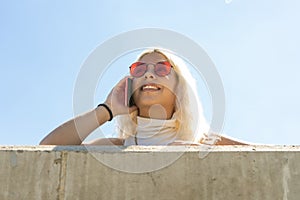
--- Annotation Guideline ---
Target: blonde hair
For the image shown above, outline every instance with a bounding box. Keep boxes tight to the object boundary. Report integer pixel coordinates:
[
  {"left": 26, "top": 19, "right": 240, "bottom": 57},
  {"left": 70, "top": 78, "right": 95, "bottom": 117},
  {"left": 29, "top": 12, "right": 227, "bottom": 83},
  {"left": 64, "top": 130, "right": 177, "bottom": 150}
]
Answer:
[{"left": 115, "top": 49, "right": 209, "bottom": 143}]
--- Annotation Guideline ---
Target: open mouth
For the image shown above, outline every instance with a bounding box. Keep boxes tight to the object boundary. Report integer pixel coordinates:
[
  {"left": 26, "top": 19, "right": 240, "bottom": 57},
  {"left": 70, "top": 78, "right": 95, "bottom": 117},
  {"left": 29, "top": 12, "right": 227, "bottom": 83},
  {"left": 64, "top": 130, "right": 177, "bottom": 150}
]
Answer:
[{"left": 141, "top": 84, "right": 161, "bottom": 91}]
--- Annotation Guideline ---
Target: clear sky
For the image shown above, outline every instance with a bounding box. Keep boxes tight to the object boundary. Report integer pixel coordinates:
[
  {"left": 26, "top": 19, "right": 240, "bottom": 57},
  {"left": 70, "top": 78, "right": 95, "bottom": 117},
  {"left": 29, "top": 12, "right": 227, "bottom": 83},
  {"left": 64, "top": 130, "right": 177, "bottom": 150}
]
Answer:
[{"left": 1, "top": 0, "right": 300, "bottom": 145}]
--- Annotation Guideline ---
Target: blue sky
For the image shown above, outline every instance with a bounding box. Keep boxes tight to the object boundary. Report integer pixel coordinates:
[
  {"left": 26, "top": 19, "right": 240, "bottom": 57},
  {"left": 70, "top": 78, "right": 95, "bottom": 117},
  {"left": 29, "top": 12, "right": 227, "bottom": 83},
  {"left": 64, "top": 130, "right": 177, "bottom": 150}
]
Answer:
[{"left": 1, "top": 0, "right": 300, "bottom": 145}]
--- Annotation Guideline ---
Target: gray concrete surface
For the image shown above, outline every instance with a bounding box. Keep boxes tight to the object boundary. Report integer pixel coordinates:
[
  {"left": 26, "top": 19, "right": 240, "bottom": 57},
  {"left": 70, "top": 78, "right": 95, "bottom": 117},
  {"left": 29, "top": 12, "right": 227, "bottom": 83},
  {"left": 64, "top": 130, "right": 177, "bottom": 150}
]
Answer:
[{"left": 1, "top": 145, "right": 300, "bottom": 200}]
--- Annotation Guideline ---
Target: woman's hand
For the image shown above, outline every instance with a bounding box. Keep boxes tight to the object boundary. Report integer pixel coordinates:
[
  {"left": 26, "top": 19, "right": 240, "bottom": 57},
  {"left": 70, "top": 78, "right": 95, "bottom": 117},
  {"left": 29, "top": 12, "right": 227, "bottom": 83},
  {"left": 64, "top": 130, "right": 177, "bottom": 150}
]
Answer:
[{"left": 104, "top": 77, "right": 138, "bottom": 117}]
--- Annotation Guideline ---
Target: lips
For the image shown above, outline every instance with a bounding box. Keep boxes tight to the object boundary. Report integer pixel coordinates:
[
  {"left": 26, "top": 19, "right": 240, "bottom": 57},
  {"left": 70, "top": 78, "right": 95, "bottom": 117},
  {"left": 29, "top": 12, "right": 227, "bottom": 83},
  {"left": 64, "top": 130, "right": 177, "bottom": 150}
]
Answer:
[{"left": 141, "top": 83, "right": 161, "bottom": 91}]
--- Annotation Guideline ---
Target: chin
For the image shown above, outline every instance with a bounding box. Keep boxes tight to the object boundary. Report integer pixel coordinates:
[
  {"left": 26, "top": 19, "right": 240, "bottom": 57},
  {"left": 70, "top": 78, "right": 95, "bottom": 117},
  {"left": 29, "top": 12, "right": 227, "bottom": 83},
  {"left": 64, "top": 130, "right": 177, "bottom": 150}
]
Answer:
[{"left": 136, "top": 100, "right": 160, "bottom": 107}]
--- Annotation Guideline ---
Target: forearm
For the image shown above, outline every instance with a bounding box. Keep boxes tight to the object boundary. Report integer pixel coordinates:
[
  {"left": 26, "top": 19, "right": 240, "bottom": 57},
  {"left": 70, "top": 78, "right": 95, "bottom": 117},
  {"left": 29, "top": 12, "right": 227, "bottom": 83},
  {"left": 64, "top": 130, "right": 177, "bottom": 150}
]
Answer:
[{"left": 39, "top": 106, "right": 111, "bottom": 145}]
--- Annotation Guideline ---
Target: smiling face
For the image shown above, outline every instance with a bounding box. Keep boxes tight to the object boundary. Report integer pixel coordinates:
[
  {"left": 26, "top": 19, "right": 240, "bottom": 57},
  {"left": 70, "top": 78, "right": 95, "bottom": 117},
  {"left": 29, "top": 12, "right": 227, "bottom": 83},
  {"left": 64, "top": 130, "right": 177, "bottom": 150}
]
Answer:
[{"left": 131, "top": 52, "right": 178, "bottom": 119}]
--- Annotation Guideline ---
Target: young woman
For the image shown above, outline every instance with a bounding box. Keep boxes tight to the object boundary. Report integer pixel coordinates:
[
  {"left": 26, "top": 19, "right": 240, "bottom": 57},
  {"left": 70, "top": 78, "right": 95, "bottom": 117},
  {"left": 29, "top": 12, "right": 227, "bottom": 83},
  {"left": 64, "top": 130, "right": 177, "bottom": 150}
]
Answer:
[{"left": 40, "top": 49, "right": 246, "bottom": 145}]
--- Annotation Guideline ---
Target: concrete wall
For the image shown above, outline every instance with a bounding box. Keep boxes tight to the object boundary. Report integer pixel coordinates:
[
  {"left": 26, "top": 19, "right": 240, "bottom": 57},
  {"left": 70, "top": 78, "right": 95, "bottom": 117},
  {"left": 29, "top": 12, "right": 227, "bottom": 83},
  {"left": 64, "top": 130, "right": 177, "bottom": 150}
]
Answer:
[{"left": 1, "top": 145, "right": 300, "bottom": 200}]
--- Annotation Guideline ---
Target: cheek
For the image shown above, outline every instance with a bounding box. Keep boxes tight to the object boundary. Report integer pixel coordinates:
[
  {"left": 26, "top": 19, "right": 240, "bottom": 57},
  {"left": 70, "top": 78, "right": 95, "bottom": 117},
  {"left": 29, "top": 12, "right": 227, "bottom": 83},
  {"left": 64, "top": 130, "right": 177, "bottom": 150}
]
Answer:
[
  {"left": 132, "top": 91, "right": 139, "bottom": 105},
  {"left": 162, "top": 76, "right": 177, "bottom": 93},
  {"left": 132, "top": 78, "right": 141, "bottom": 104},
  {"left": 132, "top": 78, "right": 140, "bottom": 93}
]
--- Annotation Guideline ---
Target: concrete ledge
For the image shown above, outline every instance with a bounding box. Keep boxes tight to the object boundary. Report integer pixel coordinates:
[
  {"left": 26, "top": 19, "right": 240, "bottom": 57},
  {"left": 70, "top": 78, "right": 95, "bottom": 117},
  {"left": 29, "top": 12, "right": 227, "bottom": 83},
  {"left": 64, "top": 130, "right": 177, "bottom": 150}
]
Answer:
[{"left": 1, "top": 145, "right": 300, "bottom": 200}]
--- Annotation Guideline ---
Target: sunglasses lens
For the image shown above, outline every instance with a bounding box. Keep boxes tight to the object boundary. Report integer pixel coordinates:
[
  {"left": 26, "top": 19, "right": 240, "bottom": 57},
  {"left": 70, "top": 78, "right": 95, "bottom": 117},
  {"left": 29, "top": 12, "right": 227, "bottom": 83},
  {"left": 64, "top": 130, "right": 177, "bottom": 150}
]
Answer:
[
  {"left": 130, "top": 61, "right": 172, "bottom": 77},
  {"left": 130, "top": 62, "right": 147, "bottom": 77},
  {"left": 155, "top": 61, "right": 171, "bottom": 76}
]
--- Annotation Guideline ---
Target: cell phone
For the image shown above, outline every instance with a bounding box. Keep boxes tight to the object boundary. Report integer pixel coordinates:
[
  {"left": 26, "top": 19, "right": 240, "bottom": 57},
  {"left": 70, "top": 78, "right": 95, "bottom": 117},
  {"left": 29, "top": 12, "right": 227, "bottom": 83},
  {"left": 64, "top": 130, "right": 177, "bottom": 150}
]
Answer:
[{"left": 125, "top": 77, "right": 134, "bottom": 107}]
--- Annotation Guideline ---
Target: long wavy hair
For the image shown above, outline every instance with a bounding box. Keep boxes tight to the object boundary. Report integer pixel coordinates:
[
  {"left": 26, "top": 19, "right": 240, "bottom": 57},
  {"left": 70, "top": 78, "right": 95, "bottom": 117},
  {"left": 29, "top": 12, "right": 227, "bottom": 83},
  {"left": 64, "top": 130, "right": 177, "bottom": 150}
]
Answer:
[{"left": 115, "top": 49, "right": 209, "bottom": 143}]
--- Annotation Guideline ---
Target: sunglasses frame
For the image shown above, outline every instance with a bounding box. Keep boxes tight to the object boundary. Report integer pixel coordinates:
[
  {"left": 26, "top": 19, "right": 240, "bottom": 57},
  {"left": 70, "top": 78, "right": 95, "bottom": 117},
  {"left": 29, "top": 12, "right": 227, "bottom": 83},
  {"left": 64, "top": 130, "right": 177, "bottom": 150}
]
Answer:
[{"left": 129, "top": 61, "right": 173, "bottom": 77}]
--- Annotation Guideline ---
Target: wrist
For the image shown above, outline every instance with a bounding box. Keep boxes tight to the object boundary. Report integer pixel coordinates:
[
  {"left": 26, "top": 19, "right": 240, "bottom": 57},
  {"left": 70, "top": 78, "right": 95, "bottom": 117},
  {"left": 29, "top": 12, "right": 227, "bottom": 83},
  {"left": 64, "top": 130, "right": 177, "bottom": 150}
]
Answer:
[{"left": 97, "top": 103, "right": 114, "bottom": 121}]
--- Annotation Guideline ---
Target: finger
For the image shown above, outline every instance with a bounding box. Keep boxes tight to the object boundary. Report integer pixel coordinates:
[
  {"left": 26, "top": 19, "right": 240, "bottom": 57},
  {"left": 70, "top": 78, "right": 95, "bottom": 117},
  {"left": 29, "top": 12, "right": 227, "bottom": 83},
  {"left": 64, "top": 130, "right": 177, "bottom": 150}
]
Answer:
[
  {"left": 116, "top": 76, "right": 130, "bottom": 90},
  {"left": 128, "top": 106, "right": 138, "bottom": 114}
]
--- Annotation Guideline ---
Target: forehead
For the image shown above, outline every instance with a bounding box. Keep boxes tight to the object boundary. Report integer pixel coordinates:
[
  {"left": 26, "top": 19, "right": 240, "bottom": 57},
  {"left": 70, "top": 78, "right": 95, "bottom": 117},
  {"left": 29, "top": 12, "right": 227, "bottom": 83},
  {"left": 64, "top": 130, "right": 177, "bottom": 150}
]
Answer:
[{"left": 138, "top": 52, "right": 168, "bottom": 63}]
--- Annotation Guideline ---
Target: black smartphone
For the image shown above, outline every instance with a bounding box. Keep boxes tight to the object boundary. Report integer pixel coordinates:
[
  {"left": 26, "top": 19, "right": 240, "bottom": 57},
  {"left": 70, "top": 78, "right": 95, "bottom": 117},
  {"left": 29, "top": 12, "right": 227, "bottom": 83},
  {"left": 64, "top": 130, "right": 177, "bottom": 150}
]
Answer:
[{"left": 125, "top": 77, "right": 134, "bottom": 107}]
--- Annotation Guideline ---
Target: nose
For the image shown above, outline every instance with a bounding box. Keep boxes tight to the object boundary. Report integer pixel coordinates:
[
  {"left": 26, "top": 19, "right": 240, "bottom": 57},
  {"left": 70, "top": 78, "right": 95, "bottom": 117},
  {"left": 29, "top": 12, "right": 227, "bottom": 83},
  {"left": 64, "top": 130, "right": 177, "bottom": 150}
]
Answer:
[{"left": 144, "top": 65, "right": 156, "bottom": 79}]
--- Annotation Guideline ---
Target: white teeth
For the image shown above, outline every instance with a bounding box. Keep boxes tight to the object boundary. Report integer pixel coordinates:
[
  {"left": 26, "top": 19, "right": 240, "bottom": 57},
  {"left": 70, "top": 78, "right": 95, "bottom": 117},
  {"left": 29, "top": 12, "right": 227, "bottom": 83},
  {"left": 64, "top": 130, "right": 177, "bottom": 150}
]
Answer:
[{"left": 143, "top": 85, "right": 159, "bottom": 90}]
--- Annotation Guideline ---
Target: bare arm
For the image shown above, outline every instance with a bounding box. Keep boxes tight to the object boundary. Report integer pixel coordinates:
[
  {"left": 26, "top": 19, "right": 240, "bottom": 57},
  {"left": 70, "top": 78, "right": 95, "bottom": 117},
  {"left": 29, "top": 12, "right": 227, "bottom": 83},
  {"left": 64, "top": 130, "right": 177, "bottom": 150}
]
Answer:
[
  {"left": 198, "top": 134, "right": 248, "bottom": 145},
  {"left": 39, "top": 77, "right": 137, "bottom": 145},
  {"left": 84, "top": 138, "right": 124, "bottom": 145},
  {"left": 215, "top": 136, "right": 247, "bottom": 145},
  {"left": 169, "top": 134, "right": 248, "bottom": 146},
  {"left": 39, "top": 106, "right": 111, "bottom": 145}
]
